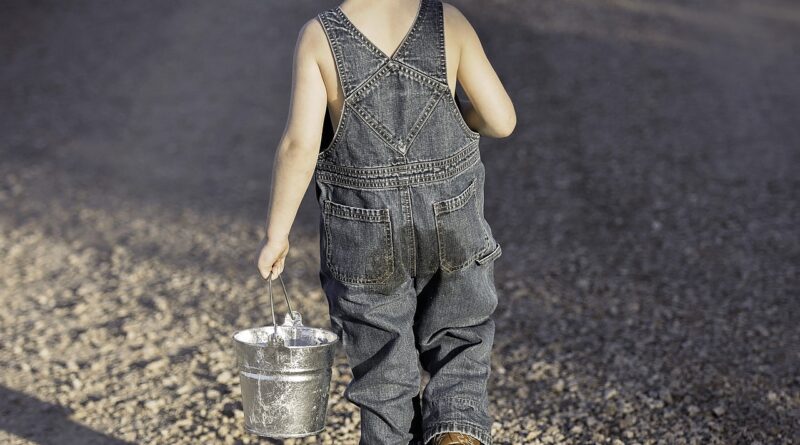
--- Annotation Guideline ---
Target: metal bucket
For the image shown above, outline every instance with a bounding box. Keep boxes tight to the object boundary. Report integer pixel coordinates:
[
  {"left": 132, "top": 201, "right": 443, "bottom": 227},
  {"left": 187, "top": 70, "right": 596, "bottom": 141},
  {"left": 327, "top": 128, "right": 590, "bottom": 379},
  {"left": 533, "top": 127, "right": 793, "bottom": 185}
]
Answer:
[{"left": 232, "top": 274, "right": 339, "bottom": 438}]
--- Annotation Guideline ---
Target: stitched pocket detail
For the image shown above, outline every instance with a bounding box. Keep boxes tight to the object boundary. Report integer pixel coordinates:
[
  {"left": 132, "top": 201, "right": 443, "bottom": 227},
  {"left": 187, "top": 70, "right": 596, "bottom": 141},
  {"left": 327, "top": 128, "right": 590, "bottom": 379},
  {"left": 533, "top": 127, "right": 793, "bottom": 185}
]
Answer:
[
  {"left": 323, "top": 199, "right": 394, "bottom": 284},
  {"left": 475, "top": 242, "right": 502, "bottom": 265},
  {"left": 432, "top": 178, "right": 493, "bottom": 272}
]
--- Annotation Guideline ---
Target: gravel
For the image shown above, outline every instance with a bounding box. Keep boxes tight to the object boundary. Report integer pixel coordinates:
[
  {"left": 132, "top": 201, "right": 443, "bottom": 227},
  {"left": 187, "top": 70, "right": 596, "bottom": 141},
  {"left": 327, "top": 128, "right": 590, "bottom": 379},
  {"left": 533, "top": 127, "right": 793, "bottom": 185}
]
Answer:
[{"left": 0, "top": 0, "right": 798, "bottom": 444}]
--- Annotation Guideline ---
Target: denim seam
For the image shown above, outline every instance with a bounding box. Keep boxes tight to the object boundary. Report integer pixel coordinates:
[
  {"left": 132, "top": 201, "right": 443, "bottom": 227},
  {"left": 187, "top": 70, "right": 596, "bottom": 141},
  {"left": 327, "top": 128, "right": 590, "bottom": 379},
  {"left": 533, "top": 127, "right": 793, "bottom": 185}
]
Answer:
[
  {"left": 433, "top": 178, "right": 476, "bottom": 214},
  {"left": 323, "top": 199, "right": 390, "bottom": 221},
  {"left": 317, "top": 13, "right": 352, "bottom": 159},
  {"left": 315, "top": 140, "right": 480, "bottom": 189},
  {"left": 319, "top": 11, "right": 354, "bottom": 96},
  {"left": 475, "top": 243, "right": 502, "bottom": 265},
  {"left": 435, "top": 0, "right": 447, "bottom": 83},
  {"left": 334, "top": 7, "right": 391, "bottom": 61},
  {"left": 403, "top": 89, "right": 448, "bottom": 151},
  {"left": 402, "top": 186, "right": 418, "bottom": 278},
  {"left": 317, "top": 102, "right": 349, "bottom": 160},
  {"left": 447, "top": 91, "right": 481, "bottom": 139},
  {"left": 318, "top": 139, "right": 477, "bottom": 176},
  {"left": 348, "top": 58, "right": 447, "bottom": 104},
  {"left": 397, "top": 63, "right": 448, "bottom": 91},
  {"left": 350, "top": 102, "right": 403, "bottom": 154},
  {"left": 431, "top": 0, "right": 480, "bottom": 140},
  {"left": 396, "top": 0, "right": 430, "bottom": 62},
  {"left": 315, "top": 154, "right": 479, "bottom": 189},
  {"left": 348, "top": 63, "right": 392, "bottom": 104}
]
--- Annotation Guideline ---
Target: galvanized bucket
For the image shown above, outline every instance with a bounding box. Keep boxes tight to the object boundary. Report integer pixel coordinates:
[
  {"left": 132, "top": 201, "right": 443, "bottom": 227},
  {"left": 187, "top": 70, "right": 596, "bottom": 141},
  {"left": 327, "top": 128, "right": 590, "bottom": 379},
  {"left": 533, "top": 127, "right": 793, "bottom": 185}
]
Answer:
[{"left": 232, "top": 274, "right": 339, "bottom": 438}]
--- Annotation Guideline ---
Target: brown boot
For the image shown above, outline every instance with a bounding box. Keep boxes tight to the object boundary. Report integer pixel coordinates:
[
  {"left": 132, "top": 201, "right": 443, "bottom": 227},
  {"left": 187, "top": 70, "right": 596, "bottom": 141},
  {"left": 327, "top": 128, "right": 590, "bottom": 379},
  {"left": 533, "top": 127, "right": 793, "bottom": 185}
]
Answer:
[{"left": 428, "top": 431, "right": 483, "bottom": 445}]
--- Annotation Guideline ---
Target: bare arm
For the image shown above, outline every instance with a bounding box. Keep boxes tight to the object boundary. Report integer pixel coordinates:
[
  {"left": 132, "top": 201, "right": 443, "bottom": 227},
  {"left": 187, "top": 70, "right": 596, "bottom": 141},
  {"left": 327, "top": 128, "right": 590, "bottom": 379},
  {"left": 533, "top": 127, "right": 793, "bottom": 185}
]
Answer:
[
  {"left": 257, "top": 18, "right": 328, "bottom": 280},
  {"left": 445, "top": 3, "right": 516, "bottom": 138}
]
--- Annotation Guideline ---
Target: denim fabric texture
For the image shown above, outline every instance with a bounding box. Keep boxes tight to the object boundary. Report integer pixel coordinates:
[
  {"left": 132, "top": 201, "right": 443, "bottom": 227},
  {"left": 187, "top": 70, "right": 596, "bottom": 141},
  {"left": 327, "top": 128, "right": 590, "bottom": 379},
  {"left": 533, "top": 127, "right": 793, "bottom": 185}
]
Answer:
[{"left": 315, "top": 1, "right": 502, "bottom": 443}]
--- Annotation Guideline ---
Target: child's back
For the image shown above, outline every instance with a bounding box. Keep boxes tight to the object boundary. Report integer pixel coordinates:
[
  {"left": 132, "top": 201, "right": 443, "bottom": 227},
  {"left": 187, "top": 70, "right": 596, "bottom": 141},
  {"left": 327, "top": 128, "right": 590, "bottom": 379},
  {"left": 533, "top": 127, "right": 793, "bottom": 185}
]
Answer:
[
  {"left": 313, "top": 0, "right": 516, "bottom": 148},
  {"left": 308, "top": 1, "right": 514, "bottom": 444}
]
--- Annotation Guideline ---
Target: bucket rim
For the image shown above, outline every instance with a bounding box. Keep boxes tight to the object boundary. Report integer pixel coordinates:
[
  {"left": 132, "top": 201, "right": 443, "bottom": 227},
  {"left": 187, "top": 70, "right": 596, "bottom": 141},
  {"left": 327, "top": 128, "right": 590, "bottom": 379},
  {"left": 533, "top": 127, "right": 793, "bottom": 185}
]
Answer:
[
  {"left": 231, "top": 326, "right": 339, "bottom": 350},
  {"left": 243, "top": 424, "right": 326, "bottom": 438}
]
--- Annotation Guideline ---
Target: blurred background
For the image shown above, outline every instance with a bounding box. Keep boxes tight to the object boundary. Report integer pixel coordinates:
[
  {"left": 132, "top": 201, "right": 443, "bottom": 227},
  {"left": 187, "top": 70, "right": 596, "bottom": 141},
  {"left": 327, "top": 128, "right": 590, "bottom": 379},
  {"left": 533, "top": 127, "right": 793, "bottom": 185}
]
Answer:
[{"left": 0, "top": 0, "right": 797, "bottom": 444}]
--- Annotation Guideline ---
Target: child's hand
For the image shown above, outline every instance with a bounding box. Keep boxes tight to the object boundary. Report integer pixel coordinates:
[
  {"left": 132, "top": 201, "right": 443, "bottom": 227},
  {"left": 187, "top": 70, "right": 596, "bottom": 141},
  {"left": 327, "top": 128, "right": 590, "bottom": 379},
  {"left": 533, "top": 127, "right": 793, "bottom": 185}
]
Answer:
[{"left": 256, "top": 236, "right": 290, "bottom": 280}]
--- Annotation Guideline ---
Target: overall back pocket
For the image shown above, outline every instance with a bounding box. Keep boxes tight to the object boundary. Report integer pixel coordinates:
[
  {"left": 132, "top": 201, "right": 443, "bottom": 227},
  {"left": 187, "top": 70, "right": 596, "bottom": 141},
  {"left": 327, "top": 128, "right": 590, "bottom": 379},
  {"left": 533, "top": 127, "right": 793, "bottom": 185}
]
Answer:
[
  {"left": 432, "top": 178, "right": 494, "bottom": 272},
  {"left": 322, "top": 199, "right": 395, "bottom": 284}
]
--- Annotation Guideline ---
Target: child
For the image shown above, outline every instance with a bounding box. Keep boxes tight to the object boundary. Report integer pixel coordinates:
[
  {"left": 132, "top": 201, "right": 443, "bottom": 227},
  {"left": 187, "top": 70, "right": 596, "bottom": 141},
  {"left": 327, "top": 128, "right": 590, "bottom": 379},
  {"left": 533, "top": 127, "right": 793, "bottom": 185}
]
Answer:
[{"left": 257, "top": 0, "right": 516, "bottom": 443}]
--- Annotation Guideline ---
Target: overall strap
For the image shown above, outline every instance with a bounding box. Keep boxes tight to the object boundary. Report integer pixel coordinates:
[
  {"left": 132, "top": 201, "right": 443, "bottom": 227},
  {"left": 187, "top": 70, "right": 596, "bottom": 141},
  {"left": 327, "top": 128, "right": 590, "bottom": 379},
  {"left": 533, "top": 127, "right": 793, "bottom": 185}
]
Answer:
[
  {"left": 317, "top": 0, "right": 447, "bottom": 99},
  {"left": 394, "top": 0, "right": 447, "bottom": 85},
  {"left": 317, "top": 8, "right": 360, "bottom": 97}
]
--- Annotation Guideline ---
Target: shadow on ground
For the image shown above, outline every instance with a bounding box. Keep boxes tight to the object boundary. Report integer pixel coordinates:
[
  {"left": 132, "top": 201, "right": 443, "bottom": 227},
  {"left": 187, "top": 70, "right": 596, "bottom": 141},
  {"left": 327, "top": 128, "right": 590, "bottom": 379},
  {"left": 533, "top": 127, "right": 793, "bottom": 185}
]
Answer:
[
  {"left": 0, "top": 385, "right": 135, "bottom": 445},
  {"left": 0, "top": 0, "right": 797, "bottom": 444}
]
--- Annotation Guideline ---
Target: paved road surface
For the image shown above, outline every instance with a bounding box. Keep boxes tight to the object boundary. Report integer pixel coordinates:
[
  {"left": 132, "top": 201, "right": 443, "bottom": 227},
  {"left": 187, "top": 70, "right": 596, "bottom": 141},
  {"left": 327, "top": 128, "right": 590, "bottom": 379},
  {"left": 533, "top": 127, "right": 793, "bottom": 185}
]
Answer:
[{"left": 0, "top": 1, "right": 797, "bottom": 444}]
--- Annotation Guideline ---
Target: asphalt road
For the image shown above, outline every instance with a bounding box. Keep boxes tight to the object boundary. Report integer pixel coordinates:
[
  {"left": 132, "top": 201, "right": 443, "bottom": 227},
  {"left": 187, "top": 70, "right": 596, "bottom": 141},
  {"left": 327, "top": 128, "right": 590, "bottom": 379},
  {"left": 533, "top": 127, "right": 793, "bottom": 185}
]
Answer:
[{"left": 1, "top": 1, "right": 798, "bottom": 444}]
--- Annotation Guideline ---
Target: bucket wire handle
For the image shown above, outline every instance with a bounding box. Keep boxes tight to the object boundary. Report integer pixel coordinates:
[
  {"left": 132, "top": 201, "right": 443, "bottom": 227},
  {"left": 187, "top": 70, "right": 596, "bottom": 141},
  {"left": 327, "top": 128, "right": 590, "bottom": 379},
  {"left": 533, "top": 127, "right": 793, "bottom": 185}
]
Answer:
[{"left": 268, "top": 273, "right": 296, "bottom": 343}]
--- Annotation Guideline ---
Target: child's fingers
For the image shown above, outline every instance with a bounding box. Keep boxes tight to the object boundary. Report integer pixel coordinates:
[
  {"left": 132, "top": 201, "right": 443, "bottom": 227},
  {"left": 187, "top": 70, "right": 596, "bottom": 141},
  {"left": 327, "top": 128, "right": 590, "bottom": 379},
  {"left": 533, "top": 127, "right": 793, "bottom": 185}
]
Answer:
[
  {"left": 267, "top": 265, "right": 281, "bottom": 281},
  {"left": 258, "top": 260, "right": 276, "bottom": 280},
  {"left": 256, "top": 240, "right": 289, "bottom": 280}
]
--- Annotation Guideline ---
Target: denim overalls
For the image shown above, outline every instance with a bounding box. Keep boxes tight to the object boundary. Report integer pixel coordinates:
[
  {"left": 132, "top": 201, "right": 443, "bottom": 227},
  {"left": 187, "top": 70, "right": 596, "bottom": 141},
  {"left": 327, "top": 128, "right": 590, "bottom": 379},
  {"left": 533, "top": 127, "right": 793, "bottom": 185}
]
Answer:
[{"left": 314, "top": 1, "right": 502, "bottom": 443}]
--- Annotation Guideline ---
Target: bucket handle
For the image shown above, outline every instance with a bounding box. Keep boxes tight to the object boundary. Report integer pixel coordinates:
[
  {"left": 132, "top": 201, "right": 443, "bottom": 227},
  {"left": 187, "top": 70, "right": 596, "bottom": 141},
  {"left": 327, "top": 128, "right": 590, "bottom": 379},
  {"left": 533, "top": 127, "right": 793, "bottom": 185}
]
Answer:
[{"left": 267, "top": 273, "right": 299, "bottom": 344}]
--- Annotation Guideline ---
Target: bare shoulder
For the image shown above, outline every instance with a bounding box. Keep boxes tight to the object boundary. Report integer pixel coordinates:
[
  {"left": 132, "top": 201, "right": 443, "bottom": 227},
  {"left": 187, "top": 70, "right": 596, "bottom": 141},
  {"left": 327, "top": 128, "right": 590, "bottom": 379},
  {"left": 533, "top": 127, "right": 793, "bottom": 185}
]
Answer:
[
  {"left": 441, "top": 1, "right": 469, "bottom": 24},
  {"left": 293, "top": 16, "right": 329, "bottom": 61},
  {"left": 442, "top": 2, "right": 477, "bottom": 35},
  {"left": 299, "top": 16, "right": 326, "bottom": 44},
  {"left": 442, "top": 2, "right": 482, "bottom": 51}
]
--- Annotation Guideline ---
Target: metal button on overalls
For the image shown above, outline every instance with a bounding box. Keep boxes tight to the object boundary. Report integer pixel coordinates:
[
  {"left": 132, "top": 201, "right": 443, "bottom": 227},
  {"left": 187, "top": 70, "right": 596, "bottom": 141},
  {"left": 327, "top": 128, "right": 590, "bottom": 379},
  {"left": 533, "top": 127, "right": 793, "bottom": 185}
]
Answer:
[{"left": 315, "top": 1, "right": 502, "bottom": 444}]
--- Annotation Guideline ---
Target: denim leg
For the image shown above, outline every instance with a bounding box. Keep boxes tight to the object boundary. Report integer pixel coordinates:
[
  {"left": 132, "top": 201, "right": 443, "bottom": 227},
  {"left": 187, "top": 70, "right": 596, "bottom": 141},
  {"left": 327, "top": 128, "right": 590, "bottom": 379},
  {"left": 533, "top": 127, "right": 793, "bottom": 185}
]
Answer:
[
  {"left": 324, "top": 275, "right": 424, "bottom": 445},
  {"left": 413, "top": 260, "right": 498, "bottom": 445}
]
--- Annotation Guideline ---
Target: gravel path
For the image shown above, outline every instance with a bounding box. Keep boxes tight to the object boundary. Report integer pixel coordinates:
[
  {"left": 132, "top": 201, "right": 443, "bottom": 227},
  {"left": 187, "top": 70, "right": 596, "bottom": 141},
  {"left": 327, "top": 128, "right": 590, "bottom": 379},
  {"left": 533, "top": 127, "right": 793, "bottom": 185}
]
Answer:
[{"left": 1, "top": 1, "right": 798, "bottom": 444}]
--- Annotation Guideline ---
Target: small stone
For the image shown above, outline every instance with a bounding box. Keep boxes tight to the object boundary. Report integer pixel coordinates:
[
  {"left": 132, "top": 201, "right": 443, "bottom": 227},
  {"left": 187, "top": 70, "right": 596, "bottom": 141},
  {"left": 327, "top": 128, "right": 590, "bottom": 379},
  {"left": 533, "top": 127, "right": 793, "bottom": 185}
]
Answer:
[
  {"left": 216, "top": 371, "right": 234, "bottom": 384},
  {"left": 145, "top": 399, "right": 164, "bottom": 412},
  {"left": 659, "top": 388, "right": 673, "bottom": 404},
  {"left": 146, "top": 359, "right": 168, "bottom": 372},
  {"left": 222, "top": 402, "right": 240, "bottom": 418}
]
